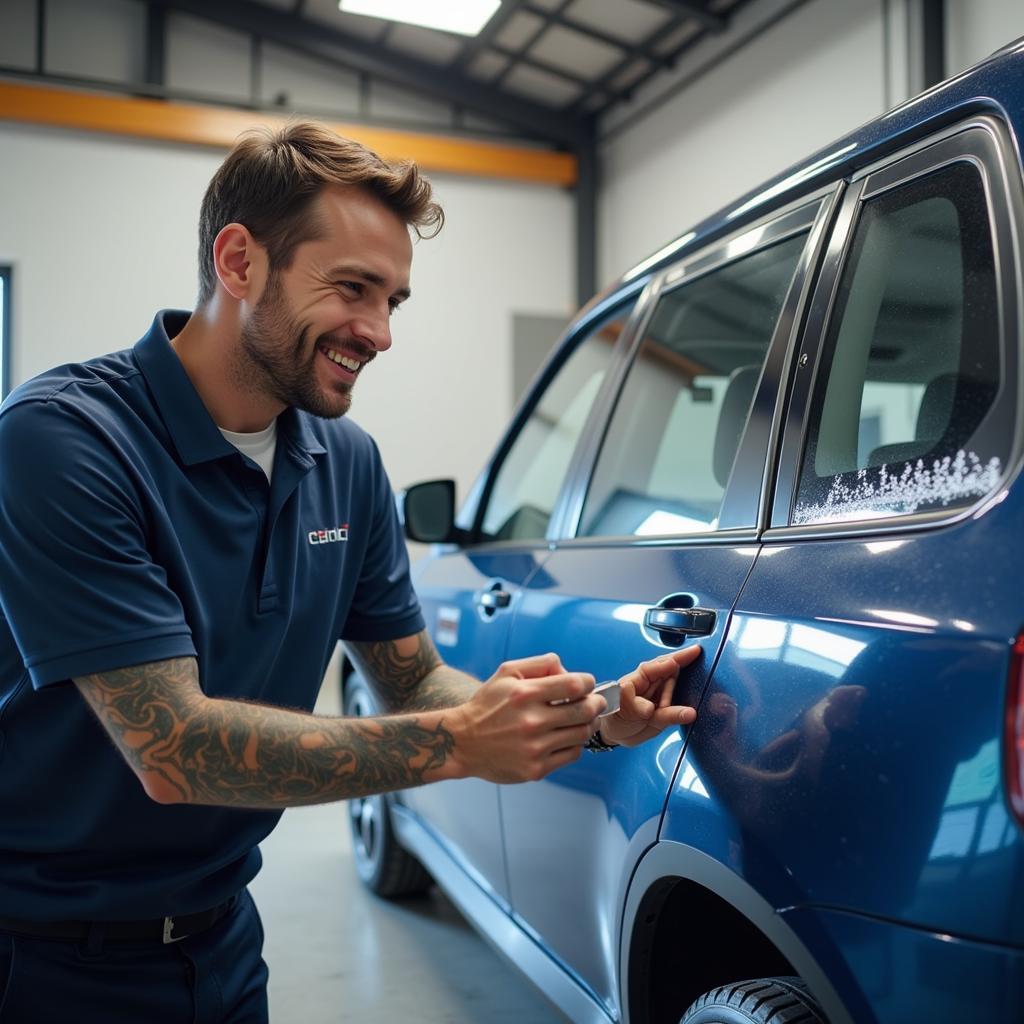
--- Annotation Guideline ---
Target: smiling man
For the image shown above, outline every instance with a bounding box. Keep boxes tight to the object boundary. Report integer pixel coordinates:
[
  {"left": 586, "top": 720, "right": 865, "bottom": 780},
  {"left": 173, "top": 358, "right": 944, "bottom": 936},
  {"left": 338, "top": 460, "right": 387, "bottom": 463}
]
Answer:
[{"left": 0, "top": 121, "right": 698, "bottom": 1022}]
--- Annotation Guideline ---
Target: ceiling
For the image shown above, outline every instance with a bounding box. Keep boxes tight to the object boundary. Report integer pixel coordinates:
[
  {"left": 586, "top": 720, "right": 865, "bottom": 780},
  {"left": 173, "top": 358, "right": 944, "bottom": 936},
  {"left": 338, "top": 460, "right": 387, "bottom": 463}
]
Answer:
[{"left": 203, "top": 0, "right": 753, "bottom": 146}]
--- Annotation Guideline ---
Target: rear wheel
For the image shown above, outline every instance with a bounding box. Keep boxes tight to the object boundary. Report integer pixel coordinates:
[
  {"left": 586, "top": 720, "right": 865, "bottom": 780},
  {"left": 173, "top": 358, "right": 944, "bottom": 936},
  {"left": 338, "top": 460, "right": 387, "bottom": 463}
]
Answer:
[
  {"left": 343, "top": 675, "right": 433, "bottom": 898},
  {"left": 680, "top": 977, "right": 826, "bottom": 1024}
]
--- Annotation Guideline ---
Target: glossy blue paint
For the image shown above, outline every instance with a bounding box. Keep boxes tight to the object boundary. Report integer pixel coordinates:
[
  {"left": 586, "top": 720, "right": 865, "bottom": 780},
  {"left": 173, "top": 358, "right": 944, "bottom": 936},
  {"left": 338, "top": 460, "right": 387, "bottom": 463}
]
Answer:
[
  {"left": 497, "top": 543, "right": 757, "bottom": 1013},
  {"left": 684, "top": 500, "right": 1024, "bottom": 941},
  {"left": 401, "top": 549, "right": 553, "bottom": 906},
  {"left": 780, "top": 906, "right": 1024, "bottom": 1021}
]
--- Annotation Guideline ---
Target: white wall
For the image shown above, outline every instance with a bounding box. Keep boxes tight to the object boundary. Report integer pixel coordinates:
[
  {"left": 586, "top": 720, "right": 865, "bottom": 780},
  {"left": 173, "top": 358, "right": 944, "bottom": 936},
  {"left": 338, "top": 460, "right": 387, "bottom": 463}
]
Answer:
[
  {"left": 946, "top": 0, "right": 1024, "bottom": 75},
  {"left": 597, "top": 0, "right": 891, "bottom": 287},
  {"left": 596, "top": 0, "right": 1024, "bottom": 290},
  {"left": 0, "top": 123, "right": 574, "bottom": 502}
]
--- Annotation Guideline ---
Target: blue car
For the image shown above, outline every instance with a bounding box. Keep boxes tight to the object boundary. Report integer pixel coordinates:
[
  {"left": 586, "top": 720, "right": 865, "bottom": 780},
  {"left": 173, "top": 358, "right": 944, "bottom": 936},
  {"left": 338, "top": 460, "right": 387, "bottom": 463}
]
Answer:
[{"left": 343, "top": 35, "right": 1024, "bottom": 1024}]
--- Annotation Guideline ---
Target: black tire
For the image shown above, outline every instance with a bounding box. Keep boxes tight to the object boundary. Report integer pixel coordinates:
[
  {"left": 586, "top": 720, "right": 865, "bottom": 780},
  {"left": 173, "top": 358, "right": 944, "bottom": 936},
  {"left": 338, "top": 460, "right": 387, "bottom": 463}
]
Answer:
[
  {"left": 680, "top": 977, "right": 827, "bottom": 1024},
  {"left": 342, "top": 675, "right": 434, "bottom": 898}
]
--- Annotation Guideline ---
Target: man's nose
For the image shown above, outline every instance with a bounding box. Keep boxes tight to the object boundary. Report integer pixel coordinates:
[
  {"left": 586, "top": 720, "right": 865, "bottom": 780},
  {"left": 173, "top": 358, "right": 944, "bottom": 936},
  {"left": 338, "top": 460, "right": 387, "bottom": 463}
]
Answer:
[{"left": 350, "top": 308, "right": 393, "bottom": 352}]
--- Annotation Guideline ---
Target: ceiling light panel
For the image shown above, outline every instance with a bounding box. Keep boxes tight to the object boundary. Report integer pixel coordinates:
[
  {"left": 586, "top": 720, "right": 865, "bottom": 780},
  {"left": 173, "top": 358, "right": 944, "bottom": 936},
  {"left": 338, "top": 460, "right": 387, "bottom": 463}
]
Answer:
[
  {"left": 339, "top": 0, "right": 501, "bottom": 37},
  {"left": 305, "top": 0, "right": 386, "bottom": 37}
]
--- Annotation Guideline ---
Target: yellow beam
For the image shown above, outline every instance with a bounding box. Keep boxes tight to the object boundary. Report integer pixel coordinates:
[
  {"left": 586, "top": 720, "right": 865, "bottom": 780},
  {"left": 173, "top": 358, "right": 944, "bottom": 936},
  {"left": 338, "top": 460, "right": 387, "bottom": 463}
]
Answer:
[{"left": 0, "top": 80, "right": 577, "bottom": 187}]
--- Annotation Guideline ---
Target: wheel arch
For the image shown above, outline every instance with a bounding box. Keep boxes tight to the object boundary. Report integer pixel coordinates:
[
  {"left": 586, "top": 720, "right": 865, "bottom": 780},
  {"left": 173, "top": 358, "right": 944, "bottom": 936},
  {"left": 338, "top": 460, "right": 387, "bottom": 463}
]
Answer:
[{"left": 620, "top": 842, "right": 858, "bottom": 1024}]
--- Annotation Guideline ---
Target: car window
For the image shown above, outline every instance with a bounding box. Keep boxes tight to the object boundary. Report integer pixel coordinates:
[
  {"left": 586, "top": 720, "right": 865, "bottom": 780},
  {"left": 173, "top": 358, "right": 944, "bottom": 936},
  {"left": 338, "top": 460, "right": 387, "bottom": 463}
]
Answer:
[
  {"left": 479, "top": 300, "right": 635, "bottom": 542},
  {"left": 578, "top": 233, "right": 808, "bottom": 538},
  {"left": 793, "top": 160, "right": 1008, "bottom": 526}
]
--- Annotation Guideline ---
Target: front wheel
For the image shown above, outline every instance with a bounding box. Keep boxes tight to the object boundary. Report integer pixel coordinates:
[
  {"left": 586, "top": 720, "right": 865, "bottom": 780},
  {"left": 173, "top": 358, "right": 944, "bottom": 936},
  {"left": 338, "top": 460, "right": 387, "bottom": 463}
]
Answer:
[
  {"left": 680, "top": 977, "right": 826, "bottom": 1024},
  {"left": 343, "top": 675, "right": 434, "bottom": 898}
]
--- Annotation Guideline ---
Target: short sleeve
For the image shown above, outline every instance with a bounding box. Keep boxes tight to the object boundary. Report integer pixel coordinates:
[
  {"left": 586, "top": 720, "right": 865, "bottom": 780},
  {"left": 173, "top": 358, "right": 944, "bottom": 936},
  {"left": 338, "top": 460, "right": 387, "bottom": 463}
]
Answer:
[
  {"left": 0, "top": 400, "right": 196, "bottom": 687},
  {"left": 340, "top": 438, "right": 425, "bottom": 642}
]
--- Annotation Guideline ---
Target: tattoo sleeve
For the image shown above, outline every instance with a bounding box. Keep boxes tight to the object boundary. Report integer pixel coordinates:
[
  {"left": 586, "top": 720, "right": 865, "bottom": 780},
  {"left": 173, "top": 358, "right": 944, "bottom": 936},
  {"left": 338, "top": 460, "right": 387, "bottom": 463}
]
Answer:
[
  {"left": 74, "top": 657, "right": 456, "bottom": 808},
  {"left": 346, "top": 630, "right": 479, "bottom": 713}
]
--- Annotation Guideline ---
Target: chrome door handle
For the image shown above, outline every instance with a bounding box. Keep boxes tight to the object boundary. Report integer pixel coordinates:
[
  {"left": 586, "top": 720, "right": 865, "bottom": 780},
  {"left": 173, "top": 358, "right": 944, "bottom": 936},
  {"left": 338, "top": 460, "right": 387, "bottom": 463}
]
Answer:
[
  {"left": 644, "top": 607, "right": 715, "bottom": 637},
  {"left": 478, "top": 589, "right": 511, "bottom": 611}
]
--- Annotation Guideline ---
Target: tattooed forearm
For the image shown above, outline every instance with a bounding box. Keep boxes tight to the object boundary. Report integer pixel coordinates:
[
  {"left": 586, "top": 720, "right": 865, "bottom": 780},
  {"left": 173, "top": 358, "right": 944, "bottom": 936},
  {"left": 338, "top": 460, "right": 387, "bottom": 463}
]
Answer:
[
  {"left": 347, "top": 630, "right": 478, "bottom": 712},
  {"left": 74, "top": 657, "right": 456, "bottom": 808}
]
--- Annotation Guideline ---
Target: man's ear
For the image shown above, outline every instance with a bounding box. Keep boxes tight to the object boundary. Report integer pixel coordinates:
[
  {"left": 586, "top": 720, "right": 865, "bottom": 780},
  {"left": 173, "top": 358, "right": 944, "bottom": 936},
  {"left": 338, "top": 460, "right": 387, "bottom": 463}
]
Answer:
[{"left": 212, "top": 223, "right": 268, "bottom": 301}]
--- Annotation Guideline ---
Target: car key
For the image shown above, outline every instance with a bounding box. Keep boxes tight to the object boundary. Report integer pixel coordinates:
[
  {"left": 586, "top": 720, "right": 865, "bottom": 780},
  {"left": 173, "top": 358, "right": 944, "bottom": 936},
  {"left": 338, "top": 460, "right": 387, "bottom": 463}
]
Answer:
[
  {"left": 594, "top": 679, "right": 621, "bottom": 717},
  {"left": 551, "top": 680, "right": 620, "bottom": 717}
]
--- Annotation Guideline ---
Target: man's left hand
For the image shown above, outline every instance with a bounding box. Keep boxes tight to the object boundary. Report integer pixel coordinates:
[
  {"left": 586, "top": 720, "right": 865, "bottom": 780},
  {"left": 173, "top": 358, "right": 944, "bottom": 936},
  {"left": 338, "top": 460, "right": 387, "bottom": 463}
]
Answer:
[{"left": 598, "top": 646, "right": 701, "bottom": 748}]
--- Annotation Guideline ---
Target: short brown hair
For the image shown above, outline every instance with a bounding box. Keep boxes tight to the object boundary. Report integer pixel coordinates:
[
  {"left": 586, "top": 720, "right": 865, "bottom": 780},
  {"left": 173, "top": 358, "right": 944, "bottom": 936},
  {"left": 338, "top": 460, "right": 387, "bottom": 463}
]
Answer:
[{"left": 196, "top": 121, "right": 444, "bottom": 304}]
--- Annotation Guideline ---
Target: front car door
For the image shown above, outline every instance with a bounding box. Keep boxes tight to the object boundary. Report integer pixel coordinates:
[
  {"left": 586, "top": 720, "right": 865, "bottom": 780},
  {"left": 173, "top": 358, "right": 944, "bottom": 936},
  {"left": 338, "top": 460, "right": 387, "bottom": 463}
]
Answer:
[
  {"left": 498, "top": 193, "right": 838, "bottom": 1020},
  {"left": 403, "top": 296, "right": 640, "bottom": 907}
]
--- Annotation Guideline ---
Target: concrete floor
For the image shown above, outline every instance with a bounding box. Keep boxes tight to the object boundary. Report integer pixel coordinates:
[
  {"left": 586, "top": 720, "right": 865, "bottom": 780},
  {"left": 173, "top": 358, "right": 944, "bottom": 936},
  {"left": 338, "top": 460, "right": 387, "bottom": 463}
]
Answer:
[{"left": 248, "top": 669, "right": 567, "bottom": 1024}]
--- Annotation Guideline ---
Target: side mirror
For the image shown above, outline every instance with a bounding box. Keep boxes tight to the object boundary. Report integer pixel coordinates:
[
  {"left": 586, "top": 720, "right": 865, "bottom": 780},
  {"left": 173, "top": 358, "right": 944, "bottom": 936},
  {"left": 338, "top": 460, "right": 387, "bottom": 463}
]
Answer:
[{"left": 400, "top": 479, "right": 465, "bottom": 544}]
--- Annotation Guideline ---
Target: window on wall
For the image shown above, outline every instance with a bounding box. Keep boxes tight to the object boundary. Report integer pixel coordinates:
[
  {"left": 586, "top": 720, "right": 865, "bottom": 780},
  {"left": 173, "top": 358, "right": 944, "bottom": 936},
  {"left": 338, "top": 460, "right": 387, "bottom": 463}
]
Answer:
[{"left": 0, "top": 267, "right": 9, "bottom": 399}]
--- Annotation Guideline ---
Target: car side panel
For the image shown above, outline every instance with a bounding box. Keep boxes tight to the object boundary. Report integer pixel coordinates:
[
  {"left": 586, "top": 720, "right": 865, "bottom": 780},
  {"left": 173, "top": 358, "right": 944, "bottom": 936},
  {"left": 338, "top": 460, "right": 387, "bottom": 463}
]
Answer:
[
  {"left": 664, "top": 499, "right": 1024, "bottom": 946},
  {"left": 498, "top": 542, "right": 756, "bottom": 1015},
  {"left": 780, "top": 906, "right": 1024, "bottom": 1021},
  {"left": 404, "top": 547, "right": 550, "bottom": 905}
]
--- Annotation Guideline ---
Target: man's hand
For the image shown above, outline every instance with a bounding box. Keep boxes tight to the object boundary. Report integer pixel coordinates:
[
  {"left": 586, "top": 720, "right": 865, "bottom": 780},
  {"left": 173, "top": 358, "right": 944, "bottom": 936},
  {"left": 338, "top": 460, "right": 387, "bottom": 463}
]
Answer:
[
  {"left": 598, "top": 646, "right": 701, "bottom": 748},
  {"left": 445, "top": 653, "right": 603, "bottom": 784}
]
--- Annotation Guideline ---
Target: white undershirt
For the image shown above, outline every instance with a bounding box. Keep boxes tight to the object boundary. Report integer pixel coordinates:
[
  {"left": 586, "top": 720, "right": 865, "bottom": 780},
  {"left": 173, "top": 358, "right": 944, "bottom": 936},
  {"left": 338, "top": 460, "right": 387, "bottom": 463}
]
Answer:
[{"left": 219, "top": 420, "right": 278, "bottom": 483}]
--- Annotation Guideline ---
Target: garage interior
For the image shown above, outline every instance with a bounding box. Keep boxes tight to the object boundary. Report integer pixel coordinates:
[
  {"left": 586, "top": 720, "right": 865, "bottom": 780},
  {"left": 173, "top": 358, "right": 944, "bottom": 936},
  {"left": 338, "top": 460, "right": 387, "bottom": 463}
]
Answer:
[{"left": 1, "top": 1, "right": 1023, "bottom": 1022}]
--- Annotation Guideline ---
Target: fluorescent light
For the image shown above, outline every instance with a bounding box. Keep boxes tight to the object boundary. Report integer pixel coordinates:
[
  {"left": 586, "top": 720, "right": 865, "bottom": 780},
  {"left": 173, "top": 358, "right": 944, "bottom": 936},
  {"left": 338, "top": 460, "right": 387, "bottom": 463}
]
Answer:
[{"left": 340, "top": 0, "right": 501, "bottom": 36}]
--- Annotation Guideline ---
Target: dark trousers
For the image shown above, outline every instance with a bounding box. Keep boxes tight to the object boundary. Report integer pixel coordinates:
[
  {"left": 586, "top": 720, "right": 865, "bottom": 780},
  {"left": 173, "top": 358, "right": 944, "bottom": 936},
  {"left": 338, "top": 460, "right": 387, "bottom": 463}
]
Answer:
[{"left": 0, "top": 890, "right": 268, "bottom": 1023}]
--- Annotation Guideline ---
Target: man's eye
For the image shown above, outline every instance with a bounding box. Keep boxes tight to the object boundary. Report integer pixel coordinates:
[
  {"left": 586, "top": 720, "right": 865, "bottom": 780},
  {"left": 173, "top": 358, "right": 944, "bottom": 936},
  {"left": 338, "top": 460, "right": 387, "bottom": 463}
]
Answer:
[
  {"left": 338, "top": 281, "right": 363, "bottom": 296},
  {"left": 388, "top": 300, "right": 402, "bottom": 316}
]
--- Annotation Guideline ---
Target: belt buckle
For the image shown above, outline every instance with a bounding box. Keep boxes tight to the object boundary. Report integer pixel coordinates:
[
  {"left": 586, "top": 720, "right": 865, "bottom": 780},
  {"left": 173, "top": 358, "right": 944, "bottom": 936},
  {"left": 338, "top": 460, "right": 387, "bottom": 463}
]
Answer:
[{"left": 162, "top": 916, "right": 189, "bottom": 944}]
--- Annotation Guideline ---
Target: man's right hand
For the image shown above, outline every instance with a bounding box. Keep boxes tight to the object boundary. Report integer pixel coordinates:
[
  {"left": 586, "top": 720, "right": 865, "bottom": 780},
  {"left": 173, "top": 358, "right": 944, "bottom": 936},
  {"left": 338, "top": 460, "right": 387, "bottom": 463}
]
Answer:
[{"left": 445, "top": 653, "right": 602, "bottom": 784}]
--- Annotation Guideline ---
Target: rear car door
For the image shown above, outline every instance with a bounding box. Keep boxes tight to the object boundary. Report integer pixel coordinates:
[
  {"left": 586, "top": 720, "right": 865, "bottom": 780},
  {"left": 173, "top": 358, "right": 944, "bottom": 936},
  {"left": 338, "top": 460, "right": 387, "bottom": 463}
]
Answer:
[
  {"left": 403, "top": 297, "right": 639, "bottom": 906},
  {"left": 679, "top": 118, "right": 1024, "bottom": 1021},
  {"left": 497, "top": 194, "right": 836, "bottom": 1018}
]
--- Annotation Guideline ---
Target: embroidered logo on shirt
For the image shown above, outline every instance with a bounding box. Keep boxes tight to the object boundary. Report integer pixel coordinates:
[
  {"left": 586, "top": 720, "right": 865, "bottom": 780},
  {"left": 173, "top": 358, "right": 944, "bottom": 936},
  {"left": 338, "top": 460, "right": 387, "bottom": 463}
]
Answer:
[{"left": 308, "top": 524, "right": 349, "bottom": 545}]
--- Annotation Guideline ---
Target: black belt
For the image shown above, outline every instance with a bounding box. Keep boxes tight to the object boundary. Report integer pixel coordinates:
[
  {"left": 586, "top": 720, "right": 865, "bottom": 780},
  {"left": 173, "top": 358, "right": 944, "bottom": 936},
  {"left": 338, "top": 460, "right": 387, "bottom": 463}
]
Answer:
[{"left": 0, "top": 895, "right": 238, "bottom": 945}]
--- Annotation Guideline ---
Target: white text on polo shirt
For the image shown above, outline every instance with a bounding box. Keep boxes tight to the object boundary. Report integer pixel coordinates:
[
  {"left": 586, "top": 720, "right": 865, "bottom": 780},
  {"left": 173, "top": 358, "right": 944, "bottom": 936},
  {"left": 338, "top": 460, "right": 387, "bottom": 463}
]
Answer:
[{"left": 308, "top": 525, "right": 349, "bottom": 544}]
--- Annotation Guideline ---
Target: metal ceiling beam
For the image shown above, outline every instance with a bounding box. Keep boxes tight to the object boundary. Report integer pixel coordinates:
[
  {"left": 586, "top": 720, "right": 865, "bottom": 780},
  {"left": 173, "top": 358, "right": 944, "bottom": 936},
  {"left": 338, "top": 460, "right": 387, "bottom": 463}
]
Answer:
[
  {"left": 646, "top": 1, "right": 726, "bottom": 32},
  {"left": 520, "top": 3, "right": 674, "bottom": 71},
  {"left": 518, "top": 5, "right": 631, "bottom": 54},
  {"left": 921, "top": 0, "right": 945, "bottom": 88},
  {"left": 147, "top": 0, "right": 586, "bottom": 147},
  {"left": 492, "top": 0, "right": 572, "bottom": 88},
  {"left": 570, "top": 0, "right": 746, "bottom": 117},
  {"left": 575, "top": 120, "right": 598, "bottom": 305},
  {"left": 489, "top": 41, "right": 597, "bottom": 90},
  {"left": 144, "top": 3, "right": 166, "bottom": 87},
  {"left": 451, "top": 0, "right": 527, "bottom": 72}
]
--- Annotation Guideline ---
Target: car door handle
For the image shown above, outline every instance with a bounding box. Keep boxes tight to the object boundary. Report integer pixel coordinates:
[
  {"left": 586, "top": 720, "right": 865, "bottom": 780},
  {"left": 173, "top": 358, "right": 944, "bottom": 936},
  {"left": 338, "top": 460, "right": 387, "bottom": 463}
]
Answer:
[
  {"left": 644, "top": 606, "right": 716, "bottom": 637},
  {"left": 478, "top": 589, "right": 511, "bottom": 611}
]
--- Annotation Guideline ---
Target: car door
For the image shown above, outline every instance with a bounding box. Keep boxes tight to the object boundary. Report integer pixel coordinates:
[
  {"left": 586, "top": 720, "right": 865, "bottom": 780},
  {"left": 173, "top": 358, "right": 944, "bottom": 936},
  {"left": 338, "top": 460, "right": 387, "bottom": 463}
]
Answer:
[
  {"left": 673, "top": 118, "right": 1024, "bottom": 1020},
  {"left": 403, "top": 295, "right": 642, "bottom": 906},
  {"left": 497, "top": 193, "right": 838, "bottom": 1018}
]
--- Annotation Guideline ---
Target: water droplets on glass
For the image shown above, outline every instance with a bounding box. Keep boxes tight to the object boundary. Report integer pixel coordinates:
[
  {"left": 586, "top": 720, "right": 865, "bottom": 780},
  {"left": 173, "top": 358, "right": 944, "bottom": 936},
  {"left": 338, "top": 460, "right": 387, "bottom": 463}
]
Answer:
[{"left": 794, "top": 450, "right": 1002, "bottom": 526}]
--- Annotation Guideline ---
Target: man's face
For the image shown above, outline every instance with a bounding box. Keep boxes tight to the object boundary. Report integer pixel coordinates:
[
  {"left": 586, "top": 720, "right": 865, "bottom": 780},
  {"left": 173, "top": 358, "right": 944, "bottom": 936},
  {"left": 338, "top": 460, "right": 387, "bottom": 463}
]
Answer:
[{"left": 238, "top": 185, "right": 414, "bottom": 419}]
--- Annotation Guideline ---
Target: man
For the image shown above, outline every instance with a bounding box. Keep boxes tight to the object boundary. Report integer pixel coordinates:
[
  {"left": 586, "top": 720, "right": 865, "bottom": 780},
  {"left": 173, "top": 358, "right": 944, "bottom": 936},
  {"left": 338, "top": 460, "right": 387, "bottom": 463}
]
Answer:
[{"left": 0, "top": 122, "right": 699, "bottom": 1021}]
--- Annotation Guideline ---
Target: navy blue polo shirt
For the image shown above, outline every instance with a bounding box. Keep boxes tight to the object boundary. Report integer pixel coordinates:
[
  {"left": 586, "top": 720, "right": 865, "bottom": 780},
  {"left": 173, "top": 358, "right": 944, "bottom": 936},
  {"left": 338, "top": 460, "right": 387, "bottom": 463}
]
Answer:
[{"left": 0, "top": 310, "right": 424, "bottom": 920}]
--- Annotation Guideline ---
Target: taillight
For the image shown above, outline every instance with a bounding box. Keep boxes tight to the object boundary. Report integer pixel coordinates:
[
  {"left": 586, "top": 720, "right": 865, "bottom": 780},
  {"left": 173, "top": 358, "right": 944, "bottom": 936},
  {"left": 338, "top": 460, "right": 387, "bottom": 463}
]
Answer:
[{"left": 1006, "top": 633, "right": 1024, "bottom": 824}]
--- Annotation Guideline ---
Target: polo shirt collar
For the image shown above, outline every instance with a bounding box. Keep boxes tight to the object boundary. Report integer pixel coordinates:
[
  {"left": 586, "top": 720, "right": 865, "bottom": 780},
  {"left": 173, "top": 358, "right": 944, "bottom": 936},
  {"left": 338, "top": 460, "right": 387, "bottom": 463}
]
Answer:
[{"left": 134, "top": 310, "right": 327, "bottom": 467}]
